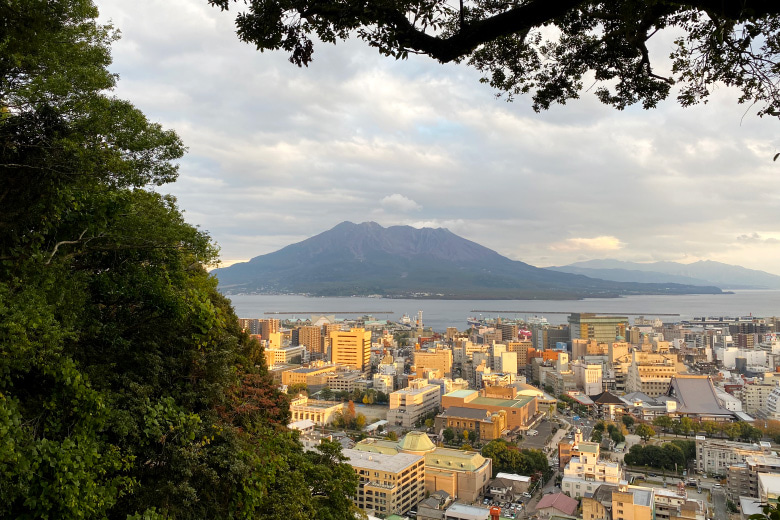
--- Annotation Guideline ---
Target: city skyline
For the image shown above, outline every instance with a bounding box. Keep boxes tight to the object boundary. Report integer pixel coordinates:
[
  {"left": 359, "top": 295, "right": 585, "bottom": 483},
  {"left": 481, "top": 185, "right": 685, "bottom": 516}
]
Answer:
[{"left": 97, "top": 0, "right": 780, "bottom": 275}]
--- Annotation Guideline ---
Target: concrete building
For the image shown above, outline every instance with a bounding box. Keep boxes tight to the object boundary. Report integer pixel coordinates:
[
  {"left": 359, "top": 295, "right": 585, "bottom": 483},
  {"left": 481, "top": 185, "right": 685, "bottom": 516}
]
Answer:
[
  {"left": 695, "top": 436, "right": 774, "bottom": 475},
  {"left": 289, "top": 395, "right": 347, "bottom": 425},
  {"left": 326, "top": 370, "right": 365, "bottom": 392},
  {"left": 343, "top": 448, "right": 425, "bottom": 517},
  {"left": 562, "top": 430, "right": 622, "bottom": 498},
  {"left": 238, "top": 318, "right": 261, "bottom": 335},
  {"left": 573, "top": 359, "right": 603, "bottom": 395},
  {"left": 281, "top": 362, "right": 340, "bottom": 387},
  {"left": 506, "top": 341, "right": 532, "bottom": 369},
  {"left": 625, "top": 360, "right": 677, "bottom": 397},
  {"left": 296, "top": 325, "right": 323, "bottom": 356},
  {"left": 414, "top": 348, "right": 454, "bottom": 379},
  {"left": 434, "top": 406, "right": 508, "bottom": 442},
  {"left": 727, "top": 455, "right": 780, "bottom": 499},
  {"left": 654, "top": 487, "right": 705, "bottom": 520},
  {"left": 568, "top": 313, "right": 629, "bottom": 343},
  {"left": 441, "top": 388, "right": 537, "bottom": 430},
  {"left": 354, "top": 432, "right": 493, "bottom": 503},
  {"left": 387, "top": 379, "right": 441, "bottom": 428},
  {"left": 581, "top": 483, "right": 655, "bottom": 520},
  {"left": 373, "top": 373, "right": 394, "bottom": 394},
  {"left": 498, "top": 323, "right": 519, "bottom": 342},
  {"left": 330, "top": 328, "right": 372, "bottom": 372},
  {"left": 264, "top": 344, "right": 306, "bottom": 367}
]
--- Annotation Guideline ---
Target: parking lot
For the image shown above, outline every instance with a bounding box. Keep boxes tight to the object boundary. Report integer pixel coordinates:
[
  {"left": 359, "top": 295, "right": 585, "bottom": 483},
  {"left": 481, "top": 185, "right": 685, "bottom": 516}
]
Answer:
[
  {"left": 518, "top": 419, "right": 554, "bottom": 450},
  {"left": 482, "top": 497, "right": 528, "bottom": 519}
]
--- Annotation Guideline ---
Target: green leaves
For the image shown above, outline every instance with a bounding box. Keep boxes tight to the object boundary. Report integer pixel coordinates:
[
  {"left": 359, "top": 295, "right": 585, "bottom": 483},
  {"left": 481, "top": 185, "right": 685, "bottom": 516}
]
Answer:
[{"left": 213, "top": 0, "right": 780, "bottom": 117}]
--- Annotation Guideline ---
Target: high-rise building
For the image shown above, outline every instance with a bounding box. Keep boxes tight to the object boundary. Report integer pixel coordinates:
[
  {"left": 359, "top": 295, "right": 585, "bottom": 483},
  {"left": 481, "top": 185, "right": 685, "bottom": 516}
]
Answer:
[
  {"left": 413, "top": 348, "right": 453, "bottom": 378},
  {"left": 259, "top": 318, "right": 280, "bottom": 340},
  {"left": 297, "top": 325, "right": 323, "bottom": 355},
  {"left": 568, "top": 313, "right": 629, "bottom": 344},
  {"left": 497, "top": 323, "right": 518, "bottom": 342},
  {"left": 330, "top": 328, "right": 371, "bottom": 372},
  {"left": 238, "top": 318, "right": 261, "bottom": 335}
]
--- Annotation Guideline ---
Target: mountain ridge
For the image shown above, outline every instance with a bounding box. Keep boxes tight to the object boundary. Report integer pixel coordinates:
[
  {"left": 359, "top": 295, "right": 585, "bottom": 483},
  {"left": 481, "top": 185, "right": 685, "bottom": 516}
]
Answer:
[
  {"left": 213, "top": 222, "right": 724, "bottom": 299},
  {"left": 548, "top": 259, "right": 780, "bottom": 289}
]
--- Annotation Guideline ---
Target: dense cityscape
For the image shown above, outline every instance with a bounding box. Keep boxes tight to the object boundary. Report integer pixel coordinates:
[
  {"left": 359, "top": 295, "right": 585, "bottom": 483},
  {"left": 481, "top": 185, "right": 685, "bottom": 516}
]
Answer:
[
  {"left": 7, "top": 1, "right": 780, "bottom": 519},
  {"left": 245, "top": 311, "right": 780, "bottom": 520}
]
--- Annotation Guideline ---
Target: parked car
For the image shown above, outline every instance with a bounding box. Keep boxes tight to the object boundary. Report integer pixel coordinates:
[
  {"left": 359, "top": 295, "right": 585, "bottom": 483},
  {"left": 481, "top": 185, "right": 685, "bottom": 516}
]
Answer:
[{"left": 522, "top": 492, "right": 532, "bottom": 498}]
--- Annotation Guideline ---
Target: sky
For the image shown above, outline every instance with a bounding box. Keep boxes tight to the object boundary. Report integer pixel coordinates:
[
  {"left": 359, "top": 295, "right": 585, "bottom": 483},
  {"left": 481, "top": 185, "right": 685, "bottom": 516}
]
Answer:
[{"left": 96, "top": 1, "right": 780, "bottom": 275}]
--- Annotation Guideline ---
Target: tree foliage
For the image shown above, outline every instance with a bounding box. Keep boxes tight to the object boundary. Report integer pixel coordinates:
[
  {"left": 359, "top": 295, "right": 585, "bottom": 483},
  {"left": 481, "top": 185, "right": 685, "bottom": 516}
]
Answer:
[
  {"left": 635, "top": 423, "right": 656, "bottom": 441},
  {"left": 624, "top": 440, "right": 695, "bottom": 471},
  {"left": 210, "top": 0, "right": 780, "bottom": 118},
  {"left": 482, "top": 439, "right": 551, "bottom": 480},
  {"left": 0, "top": 2, "right": 361, "bottom": 518}
]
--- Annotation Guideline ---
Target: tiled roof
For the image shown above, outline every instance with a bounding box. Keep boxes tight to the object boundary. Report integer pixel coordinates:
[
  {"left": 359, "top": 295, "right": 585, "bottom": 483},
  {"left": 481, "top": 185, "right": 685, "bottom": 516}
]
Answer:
[
  {"left": 666, "top": 375, "right": 734, "bottom": 415},
  {"left": 536, "top": 492, "right": 579, "bottom": 516}
]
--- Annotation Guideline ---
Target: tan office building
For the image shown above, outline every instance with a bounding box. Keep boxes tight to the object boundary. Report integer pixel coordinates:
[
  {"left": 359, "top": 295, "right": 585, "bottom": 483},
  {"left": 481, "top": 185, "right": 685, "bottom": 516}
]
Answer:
[
  {"left": 354, "top": 432, "right": 492, "bottom": 503},
  {"left": 343, "top": 448, "right": 426, "bottom": 517},
  {"left": 297, "top": 325, "right": 323, "bottom": 355},
  {"left": 330, "top": 328, "right": 371, "bottom": 372},
  {"left": 413, "top": 348, "right": 453, "bottom": 378}
]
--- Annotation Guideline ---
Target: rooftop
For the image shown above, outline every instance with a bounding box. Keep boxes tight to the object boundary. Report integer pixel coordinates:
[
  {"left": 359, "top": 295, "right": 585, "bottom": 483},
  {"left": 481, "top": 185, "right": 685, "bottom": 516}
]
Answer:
[
  {"left": 446, "top": 389, "right": 476, "bottom": 398},
  {"left": 470, "top": 395, "right": 535, "bottom": 408},
  {"left": 397, "top": 431, "right": 436, "bottom": 453},
  {"left": 758, "top": 472, "right": 780, "bottom": 493},
  {"left": 536, "top": 492, "right": 578, "bottom": 516},
  {"left": 440, "top": 406, "right": 494, "bottom": 420},
  {"left": 631, "top": 487, "right": 654, "bottom": 507},
  {"left": 342, "top": 448, "right": 422, "bottom": 473},
  {"left": 496, "top": 472, "right": 532, "bottom": 482},
  {"left": 426, "top": 448, "right": 488, "bottom": 472}
]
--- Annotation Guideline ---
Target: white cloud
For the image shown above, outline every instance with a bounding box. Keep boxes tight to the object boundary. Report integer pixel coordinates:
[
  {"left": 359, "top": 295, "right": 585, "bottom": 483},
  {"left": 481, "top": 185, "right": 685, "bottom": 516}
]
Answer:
[{"left": 380, "top": 194, "right": 422, "bottom": 212}]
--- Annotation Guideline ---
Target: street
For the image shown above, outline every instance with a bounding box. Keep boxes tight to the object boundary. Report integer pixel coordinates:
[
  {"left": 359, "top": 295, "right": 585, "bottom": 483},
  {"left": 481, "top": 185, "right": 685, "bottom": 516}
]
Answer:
[{"left": 712, "top": 486, "right": 727, "bottom": 520}]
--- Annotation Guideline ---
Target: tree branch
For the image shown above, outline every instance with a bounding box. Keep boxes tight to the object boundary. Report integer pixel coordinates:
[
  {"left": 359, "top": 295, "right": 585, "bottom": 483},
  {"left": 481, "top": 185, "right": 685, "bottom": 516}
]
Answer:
[{"left": 46, "top": 229, "right": 88, "bottom": 265}]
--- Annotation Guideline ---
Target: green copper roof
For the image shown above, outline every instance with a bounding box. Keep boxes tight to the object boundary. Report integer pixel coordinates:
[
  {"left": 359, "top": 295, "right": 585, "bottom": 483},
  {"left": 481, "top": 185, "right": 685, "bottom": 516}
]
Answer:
[
  {"left": 397, "top": 431, "right": 436, "bottom": 453},
  {"left": 446, "top": 389, "right": 477, "bottom": 398},
  {"left": 425, "top": 447, "right": 488, "bottom": 472}
]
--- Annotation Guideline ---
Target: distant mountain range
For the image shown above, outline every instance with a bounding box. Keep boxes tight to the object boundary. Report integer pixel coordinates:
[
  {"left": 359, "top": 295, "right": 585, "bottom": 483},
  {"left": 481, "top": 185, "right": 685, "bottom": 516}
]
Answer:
[
  {"left": 213, "top": 222, "right": 723, "bottom": 299},
  {"left": 548, "top": 259, "right": 780, "bottom": 290}
]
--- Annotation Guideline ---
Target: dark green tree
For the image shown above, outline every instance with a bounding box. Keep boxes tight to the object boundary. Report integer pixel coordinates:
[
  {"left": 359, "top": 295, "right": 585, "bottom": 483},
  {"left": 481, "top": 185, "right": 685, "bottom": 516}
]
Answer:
[
  {"left": 210, "top": 0, "right": 780, "bottom": 119},
  {"left": 0, "top": 2, "right": 362, "bottom": 519}
]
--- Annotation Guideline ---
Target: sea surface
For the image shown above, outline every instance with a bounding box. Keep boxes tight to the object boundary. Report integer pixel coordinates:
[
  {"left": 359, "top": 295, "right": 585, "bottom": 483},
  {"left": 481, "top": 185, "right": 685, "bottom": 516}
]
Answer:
[{"left": 227, "top": 290, "right": 780, "bottom": 332}]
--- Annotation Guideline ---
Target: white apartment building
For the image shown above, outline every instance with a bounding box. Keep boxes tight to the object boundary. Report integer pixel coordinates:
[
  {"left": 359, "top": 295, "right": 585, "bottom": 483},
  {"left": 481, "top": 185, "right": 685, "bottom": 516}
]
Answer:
[
  {"left": 387, "top": 379, "right": 441, "bottom": 428},
  {"left": 742, "top": 382, "right": 776, "bottom": 415},
  {"left": 562, "top": 432, "right": 623, "bottom": 498},
  {"left": 695, "top": 436, "right": 774, "bottom": 475},
  {"left": 572, "top": 359, "right": 603, "bottom": 396},
  {"left": 373, "top": 373, "right": 395, "bottom": 394}
]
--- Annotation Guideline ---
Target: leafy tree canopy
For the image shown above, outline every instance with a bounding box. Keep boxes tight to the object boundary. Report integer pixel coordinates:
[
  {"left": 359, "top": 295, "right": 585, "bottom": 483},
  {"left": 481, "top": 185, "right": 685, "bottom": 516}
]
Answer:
[
  {"left": 0, "top": 1, "right": 361, "bottom": 518},
  {"left": 210, "top": 0, "right": 780, "bottom": 118}
]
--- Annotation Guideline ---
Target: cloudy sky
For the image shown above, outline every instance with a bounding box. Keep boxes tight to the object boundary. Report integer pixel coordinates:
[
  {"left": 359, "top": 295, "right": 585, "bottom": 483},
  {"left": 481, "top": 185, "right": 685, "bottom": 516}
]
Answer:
[{"left": 96, "top": 1, "right": 780, "bottom": 275}]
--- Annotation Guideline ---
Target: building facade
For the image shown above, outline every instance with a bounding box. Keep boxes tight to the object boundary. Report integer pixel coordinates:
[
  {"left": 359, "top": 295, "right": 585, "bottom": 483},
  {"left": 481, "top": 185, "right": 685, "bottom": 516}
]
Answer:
[{"left": 330, "top": 328, "right": 371, "bottom": 372}]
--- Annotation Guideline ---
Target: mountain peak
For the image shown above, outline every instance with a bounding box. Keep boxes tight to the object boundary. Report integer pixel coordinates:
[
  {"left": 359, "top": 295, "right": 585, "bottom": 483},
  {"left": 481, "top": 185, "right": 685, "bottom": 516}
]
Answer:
[{"left": 212, "top": 224, "right": 723, "bottom": 298}]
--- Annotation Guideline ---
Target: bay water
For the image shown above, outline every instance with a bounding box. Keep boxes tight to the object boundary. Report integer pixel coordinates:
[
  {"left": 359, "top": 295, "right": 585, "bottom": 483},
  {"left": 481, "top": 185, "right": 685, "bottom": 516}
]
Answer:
[{"left": 227, "top": 290, "right": 780, "bottom": 332}]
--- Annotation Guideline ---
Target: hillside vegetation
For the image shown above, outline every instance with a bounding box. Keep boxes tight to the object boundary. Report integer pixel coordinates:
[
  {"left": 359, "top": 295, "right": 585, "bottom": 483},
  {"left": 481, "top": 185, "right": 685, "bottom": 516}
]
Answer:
[{"left": 0, "top": 2, "right": 359, "bottom": 518}]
